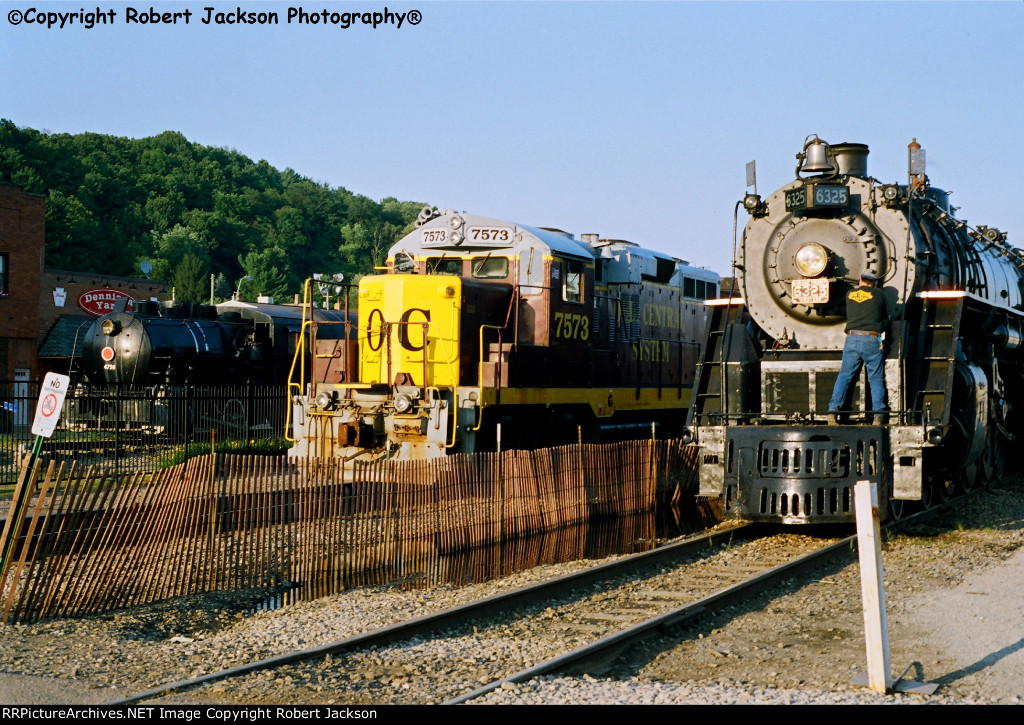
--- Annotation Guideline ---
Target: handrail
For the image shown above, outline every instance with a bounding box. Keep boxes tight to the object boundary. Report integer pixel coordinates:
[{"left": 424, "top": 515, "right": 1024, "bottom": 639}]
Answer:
[
  {"left": 473, "top": 325, "right": 505, "bottom": 432},
  {"left": 284, "top": 279, "right": 316, "bottom": 442}
]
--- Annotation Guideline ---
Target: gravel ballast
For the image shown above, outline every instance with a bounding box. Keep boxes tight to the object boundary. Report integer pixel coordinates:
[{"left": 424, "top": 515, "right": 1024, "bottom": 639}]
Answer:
[{"left": 1, "top": 478, "right": 1022, "bottom": 706}]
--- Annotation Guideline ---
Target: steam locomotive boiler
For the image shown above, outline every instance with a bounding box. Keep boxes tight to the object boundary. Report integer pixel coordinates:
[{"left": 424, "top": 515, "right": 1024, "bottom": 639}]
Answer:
[
  {"left": 77, "top": 298, "right": 297, "bottom": 386},
  {"left": 689, "top": 136, "right": 1024, "bottom": 523},
  {"left": 67, "top": 298, "right": 352, "bottom": 435},
  {"left": 289, "top": 208, "right": 719, "bottom": 461}
]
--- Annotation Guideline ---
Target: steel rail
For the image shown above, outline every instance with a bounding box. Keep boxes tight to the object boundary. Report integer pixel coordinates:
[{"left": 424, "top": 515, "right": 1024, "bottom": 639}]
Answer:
[
  {"left": 105, "top": 521, "right": 754, "bottom": 705},
  {"left": 442, "top": 531, "right": 860, "bottom": 704},
  {"left": 443, "top": 491, "right": 970, "bottom": 705},
  {"left": 106, "top": 489, "right": 972, "bottom": 706}
]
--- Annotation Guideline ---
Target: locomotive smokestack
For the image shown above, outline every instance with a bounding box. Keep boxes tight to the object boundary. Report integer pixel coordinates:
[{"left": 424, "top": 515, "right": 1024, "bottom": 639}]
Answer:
[{"left": 831, "top": 143, "right": 869, "bottom": 177}]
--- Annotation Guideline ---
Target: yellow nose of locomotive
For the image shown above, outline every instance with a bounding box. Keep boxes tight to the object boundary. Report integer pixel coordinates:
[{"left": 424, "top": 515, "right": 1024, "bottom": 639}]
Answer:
[{"left": 358, "top": 275, "right": 462, "bottom": 388}]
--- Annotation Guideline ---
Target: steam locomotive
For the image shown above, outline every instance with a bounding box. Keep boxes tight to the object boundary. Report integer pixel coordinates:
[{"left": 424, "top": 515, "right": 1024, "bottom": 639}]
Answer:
[
  {"left": 288, "top": 208, "right": 719, "bottom": 462},
  {"left": 66, "top": 297, "right": 352, "bottom": 435},
  {"left": 688, "top": 136, "right": 1024, "bottom": 523}
]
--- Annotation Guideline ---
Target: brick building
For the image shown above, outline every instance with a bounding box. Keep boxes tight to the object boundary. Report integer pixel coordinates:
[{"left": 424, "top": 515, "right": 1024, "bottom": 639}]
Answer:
[
  {"left": 0, "top": 183, "right": 168, "bottom": 381},
  {"left": 0, "top": 184, "right": 45, "bottom": 382}
]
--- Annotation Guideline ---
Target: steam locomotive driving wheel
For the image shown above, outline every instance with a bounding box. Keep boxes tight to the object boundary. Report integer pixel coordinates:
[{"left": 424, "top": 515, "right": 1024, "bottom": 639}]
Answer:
[{"left": 980, "top": 427, "right": 1007, "bottom": 488}]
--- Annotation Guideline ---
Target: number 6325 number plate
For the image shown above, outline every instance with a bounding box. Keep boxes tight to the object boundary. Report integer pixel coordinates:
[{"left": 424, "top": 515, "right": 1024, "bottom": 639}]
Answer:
[{"left": 790, "top": 278, "right": 829, "bottom": 304}]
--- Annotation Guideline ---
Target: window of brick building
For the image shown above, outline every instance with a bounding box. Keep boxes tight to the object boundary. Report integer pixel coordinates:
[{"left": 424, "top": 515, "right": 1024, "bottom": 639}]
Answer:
[{"left": 0, "top": 254, "right": 7, "bottom": 296}]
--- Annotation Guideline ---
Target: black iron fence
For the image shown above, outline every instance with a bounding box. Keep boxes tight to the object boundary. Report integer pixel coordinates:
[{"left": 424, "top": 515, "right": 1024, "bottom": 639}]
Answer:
[{"left": 0, "top": 381, "right": 288, "bottom": 482}]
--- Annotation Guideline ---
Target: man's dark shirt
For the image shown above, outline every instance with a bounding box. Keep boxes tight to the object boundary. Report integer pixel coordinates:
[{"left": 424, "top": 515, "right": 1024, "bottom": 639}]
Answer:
[{"left": 844, "top": 286, "right": 888, "bottom": 333}]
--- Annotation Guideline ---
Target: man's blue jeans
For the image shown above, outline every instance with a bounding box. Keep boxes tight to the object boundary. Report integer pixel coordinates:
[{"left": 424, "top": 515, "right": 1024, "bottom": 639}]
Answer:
[{"left": 828, "top": 333, "right": 887, "bottom": 414}]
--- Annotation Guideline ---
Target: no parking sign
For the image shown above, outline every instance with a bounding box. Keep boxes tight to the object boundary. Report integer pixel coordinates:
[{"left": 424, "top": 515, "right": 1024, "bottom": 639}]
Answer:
[{"left": 31, "top": 373, "right": 70, "bottom": 438}]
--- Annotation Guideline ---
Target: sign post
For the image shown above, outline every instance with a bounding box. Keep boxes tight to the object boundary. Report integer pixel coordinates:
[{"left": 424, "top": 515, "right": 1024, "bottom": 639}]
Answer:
[
  {"left": 0, "top": 374, "right": 71, "bottom": 576},
  {"left": 31, "top": 373, "right": 70, "bottom": 438},
  {"left": 851, "top": 480, "right": 938, "bottom": 695}
]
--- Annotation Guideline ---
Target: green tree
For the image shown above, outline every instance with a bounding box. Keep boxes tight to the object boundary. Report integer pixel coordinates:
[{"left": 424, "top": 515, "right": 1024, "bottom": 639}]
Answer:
[
  {"left": 172, "top": 253, "right": 210, "bottom": 303},
  {"left": 0, "top": 119, "right": 426, "bottom": 286},
  {"left": 238, "top": 248, "right": 290, "bottom": 302},
  {"left": 212, "top": 273, "right": 233, "bottom": 302},
  {"left": 147, "top": 224, "right": 210, "bottom": 282}
]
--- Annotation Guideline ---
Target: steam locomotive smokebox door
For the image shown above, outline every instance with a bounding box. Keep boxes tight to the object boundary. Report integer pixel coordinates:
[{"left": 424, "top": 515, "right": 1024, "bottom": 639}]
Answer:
[{"left": 722, "top": 324, "right": 760, "bottom": 420}]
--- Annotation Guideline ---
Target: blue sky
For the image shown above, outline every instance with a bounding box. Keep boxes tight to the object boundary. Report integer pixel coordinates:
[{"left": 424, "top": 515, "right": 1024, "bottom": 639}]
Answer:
[{"left": 4, "top": 1, "right": 1023, "bottom": 276}]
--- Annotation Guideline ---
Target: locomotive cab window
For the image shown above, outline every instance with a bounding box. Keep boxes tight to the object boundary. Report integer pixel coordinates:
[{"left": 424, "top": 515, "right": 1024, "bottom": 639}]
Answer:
[
  {"left": 560, "top": 258, "right": 584, "bottom": 303},
  {"left": 471, "top": 256, "right": 509, "bottom": 279},
  {"left": 427, "top": 257, "right": 463, "bottom": 276},
  {"left": 394, "top": 252, "right": 417, "bottom": 274}
]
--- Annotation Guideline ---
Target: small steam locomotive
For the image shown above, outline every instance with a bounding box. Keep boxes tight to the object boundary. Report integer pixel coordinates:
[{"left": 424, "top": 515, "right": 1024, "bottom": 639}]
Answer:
[
  {"left": 289, "top": 208, "right": 719, "bottom": 461},
  {"left": 66, "top": 298, "right": 352, "bottom": 435},
  {"left": 688, "top": 136, "right": 1024, "bottom": 523}
]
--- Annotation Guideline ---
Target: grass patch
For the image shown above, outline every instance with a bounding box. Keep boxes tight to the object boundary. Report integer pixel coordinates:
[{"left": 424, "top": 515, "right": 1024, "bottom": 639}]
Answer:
[{"left": 155, "top": 438, "right": 292, "bottom": 468}]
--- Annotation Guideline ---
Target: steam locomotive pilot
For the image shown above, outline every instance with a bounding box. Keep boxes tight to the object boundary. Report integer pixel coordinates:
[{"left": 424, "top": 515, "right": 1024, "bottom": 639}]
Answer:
[{"left": 827, "top": 271, "right": 891, "bottom": 425}]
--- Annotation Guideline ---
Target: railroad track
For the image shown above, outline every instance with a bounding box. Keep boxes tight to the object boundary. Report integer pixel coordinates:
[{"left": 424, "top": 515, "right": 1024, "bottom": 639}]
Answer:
[{"left": 106, "top": 519, "right": 870, "bottom": 706}]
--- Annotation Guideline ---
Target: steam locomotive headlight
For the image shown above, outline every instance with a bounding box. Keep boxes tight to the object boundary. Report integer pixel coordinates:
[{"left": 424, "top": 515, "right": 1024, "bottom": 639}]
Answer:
[
  {"left": 794, "top": 243, "right": 829, "bottom": 277},
  {"left": 742, "top": 193, "right": 767, "bottom": 217},
  {"left": 393, "top": 393, "right": 413, "bottom": 414},
  {"left": 881, "top": 184, "right": 901, "bottom": 207},
  {"left": 100, "top": 319, "right": 121, "bottom": 336}
]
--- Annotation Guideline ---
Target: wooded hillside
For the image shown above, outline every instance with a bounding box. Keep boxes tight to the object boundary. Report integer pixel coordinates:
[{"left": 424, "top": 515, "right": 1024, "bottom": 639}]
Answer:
[{"left": 0, "top": 119, "right": 425, "bottom": 302}]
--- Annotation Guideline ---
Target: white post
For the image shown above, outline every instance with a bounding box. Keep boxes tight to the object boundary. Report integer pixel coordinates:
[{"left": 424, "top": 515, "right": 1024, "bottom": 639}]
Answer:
[{"left": 854, "top": 480, "right": 892, "bottom": 693}]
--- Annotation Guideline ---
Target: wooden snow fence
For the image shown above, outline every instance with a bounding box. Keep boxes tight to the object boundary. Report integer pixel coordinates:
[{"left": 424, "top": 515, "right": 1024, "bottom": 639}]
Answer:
[{"left": 0, "top": 439, "right": 697, "bottom": 623}]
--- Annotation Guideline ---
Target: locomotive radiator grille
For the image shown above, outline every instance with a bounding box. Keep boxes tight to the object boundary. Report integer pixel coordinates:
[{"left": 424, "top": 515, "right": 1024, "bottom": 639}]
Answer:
[
  {"left": 758, "top": 441, "right": 849, "bottom": 478},
  {"left": 757, "top": 485, "right": 853, "bottom": 517}
]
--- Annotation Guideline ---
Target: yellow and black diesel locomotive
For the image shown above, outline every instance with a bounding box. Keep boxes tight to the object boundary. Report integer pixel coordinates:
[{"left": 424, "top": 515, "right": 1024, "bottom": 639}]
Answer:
[
  {"left": 288, "top": 208, "right": 719, "bottom": 461},
  {"left": 688, "top": 137, "right": 1024, "bottom": 523}
]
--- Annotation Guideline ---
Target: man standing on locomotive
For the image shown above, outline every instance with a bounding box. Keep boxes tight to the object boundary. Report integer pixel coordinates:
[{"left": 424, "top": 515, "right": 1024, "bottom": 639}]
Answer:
[{"left": 827, "top": 271, "right": 891, "bottom": 425}]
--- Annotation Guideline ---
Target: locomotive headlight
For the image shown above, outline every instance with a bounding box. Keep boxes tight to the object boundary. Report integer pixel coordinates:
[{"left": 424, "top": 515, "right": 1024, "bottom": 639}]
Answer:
[
  {"left": 881, "top": 184, "right": 901, "bottom": 207},
  {"left": 393, "top": 393, "right": 413, "bottom": 414},
  {"left": 315, "top": 391, "right": 336, "bottom": 411},
  {"left": 794, "top": 243, "right": 829, "bottom": 277},
  {"left": 450, "top": 231, "right": 464, "bottom": 246},
  {"left": 100, "top": 319, "right": 121, "bottom": 336},
  {"left": 742, "top": 193, "right": 767, "bottom": 217},
  {"left": 449, "top": 215, "right": 464, "bottom": 230}
]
